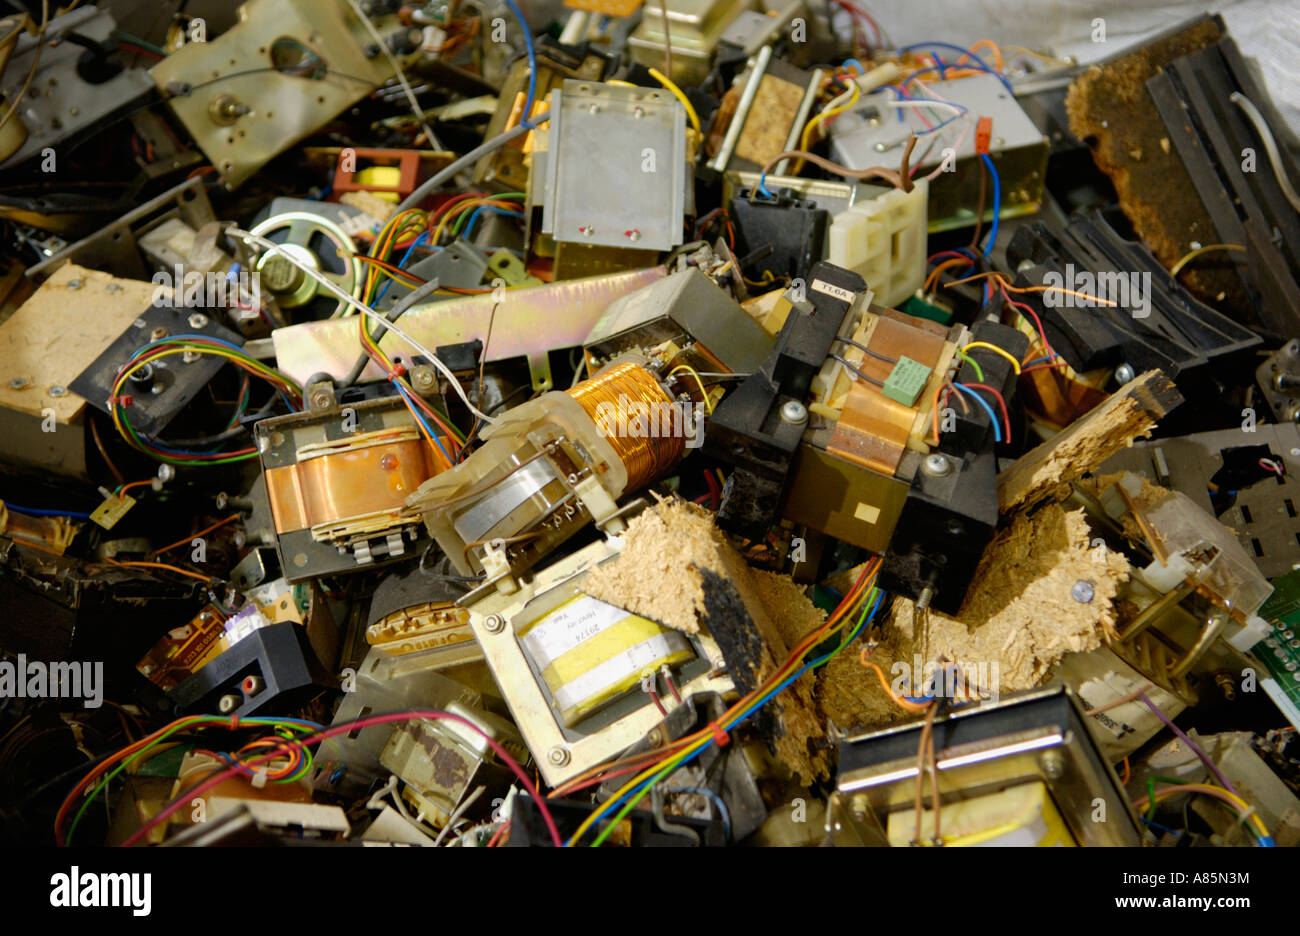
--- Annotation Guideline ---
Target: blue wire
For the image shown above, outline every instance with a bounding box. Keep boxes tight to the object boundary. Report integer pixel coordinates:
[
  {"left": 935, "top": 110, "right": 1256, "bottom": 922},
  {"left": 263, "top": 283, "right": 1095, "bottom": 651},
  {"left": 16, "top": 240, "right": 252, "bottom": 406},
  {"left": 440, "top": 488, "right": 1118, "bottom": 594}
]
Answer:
[
  {"left": 898, "top": 43, "right": 1013, "bottom": 92},
  {"left": 842, "top": 58, "right": 866, "bottom": 74},
  {"left": 463, "top": 205, "right": 523, "bottom": 242},
  {"left": 503, "top": 0, "right": 536, "bottom": 128},
  {"left": 663, "top": 786, "right": 732, "bottom": 841},
  {"left": 914, "top": 111, "right": 964, "bottom": 136},
  {"left": 375, "top": 231, "right": 431, "bottom": 303},
  {"left": 574, "top": 587, "right": 886, "bottom": 844},
  {"left": 952, "top": 383, "right": 1001, "bottom": 443},
  {"left": 392, "top": 380, "right": 454, "bottom": 466},
  {"left": 756, "top": 173, "right": 774, "bottom": 198},
  {"left": 4, "top": 503, "right": 93, "bottom": 519},
  {"left": 979, "top": 152, "right": 1000, "bottom": 258},
  {"left": 130, "top": 332, "right": 246, "bottom": 360},
  {"left": 1023, "top": 356, "right": 1053, "bottom": 368}
]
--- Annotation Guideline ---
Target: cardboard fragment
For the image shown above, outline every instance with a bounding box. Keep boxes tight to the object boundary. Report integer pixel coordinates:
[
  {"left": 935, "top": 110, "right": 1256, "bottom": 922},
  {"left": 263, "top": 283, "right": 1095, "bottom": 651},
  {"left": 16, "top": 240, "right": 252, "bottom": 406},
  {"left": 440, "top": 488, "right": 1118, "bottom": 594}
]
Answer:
[
  {"left": 997, "top": 369, "right": 1182, "bottom": 515},
  {"left": 817, "top": 503, "right": 1129, "bottom": 733},
  {"left": 583, "top": 496, "right": 829, "bottom": 783}
]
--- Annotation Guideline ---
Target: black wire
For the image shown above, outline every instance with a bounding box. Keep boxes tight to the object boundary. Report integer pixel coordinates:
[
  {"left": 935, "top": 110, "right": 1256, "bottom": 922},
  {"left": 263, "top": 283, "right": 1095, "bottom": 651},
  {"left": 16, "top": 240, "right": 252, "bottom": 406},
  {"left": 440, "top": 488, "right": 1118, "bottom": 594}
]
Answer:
[
  {"left": 834, "top": 336, "right": 897, "bottom": 365},
  {"left": 830, "top": 353, "right": 884, "bottom": 387}
]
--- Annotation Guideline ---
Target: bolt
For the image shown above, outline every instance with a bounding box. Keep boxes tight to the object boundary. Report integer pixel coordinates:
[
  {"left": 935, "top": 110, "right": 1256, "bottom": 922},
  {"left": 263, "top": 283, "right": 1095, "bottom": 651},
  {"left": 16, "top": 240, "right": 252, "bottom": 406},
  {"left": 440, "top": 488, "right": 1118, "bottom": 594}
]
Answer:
[
  {"left": 1071, "top": 580, "right": 1095, "bottom": 603},
  {"left": 67, "top": 279, "right": 81, "bottom": 290},
  {"left": 626, "top": 229, "right": 641, "bottom": 242},
  {"left": 48, "top": 385, "right": 67, "bottom": 397},
  {"left": 157, "top": 464, "right": 175, "bottom": 483},
  {"left": 588, "top": 103, "right": 600, "bottom": 114},
  {"left": 850, "top": 792, "right": 869, "bottom": 819},
  {"left": 181, "top": 351, "right": 201, "bottom": 364},
  {"left": 578, "top": 225, "right": 594, "bottom": 238},
  {"left": 150, "top": 327, "right": 169, "bottom": 342},
  {"left": 647, "top": 728, "right": 663, "bottom": 746},
  {"left": 483, "top": 613, "right": 506, "bottom": 634},
  {"left": 922, "top": 453, "right": 951, "bottom": 477},
  {"left": 410, "top": 366, "right": 436, "bottom": 392},
  {"left": 780, "top": 400, "right": 807, "bottom": 424},
  {"left": 309, "top": 389, "right": 332, "bottom": 410},
  {"left": 1214, "top": 672, "right": 1237, "bottom": 702},
  {"left": 547, "top": 746, "right": 570, "bottom": 766},
  {"left": 633, "top": 106, "right": 644, "bottom": 118},
  {"left": 1115, "top": 363, "right": 1135, "bottom": 384},
  {"left": 1039, "top": 750, "right": 1066, "bottom": 779},
  {"left": 188, "top": 313, "right": 209, "bottom": 329}
]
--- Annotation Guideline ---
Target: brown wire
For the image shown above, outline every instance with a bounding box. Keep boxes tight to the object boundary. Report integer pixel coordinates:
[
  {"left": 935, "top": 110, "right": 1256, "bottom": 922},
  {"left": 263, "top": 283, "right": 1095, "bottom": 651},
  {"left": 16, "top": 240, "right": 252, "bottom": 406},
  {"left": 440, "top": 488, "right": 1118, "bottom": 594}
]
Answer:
[{"left": 758, "top": 133, "right": 918, "bottom": 194}]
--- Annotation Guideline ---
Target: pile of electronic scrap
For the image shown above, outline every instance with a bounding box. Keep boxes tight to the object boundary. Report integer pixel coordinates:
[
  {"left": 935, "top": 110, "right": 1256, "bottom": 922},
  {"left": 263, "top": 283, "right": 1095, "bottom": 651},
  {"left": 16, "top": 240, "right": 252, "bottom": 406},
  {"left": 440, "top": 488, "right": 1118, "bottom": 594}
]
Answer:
[{"left": 1, "top": 1, "right": 1299, "bottom": 850}]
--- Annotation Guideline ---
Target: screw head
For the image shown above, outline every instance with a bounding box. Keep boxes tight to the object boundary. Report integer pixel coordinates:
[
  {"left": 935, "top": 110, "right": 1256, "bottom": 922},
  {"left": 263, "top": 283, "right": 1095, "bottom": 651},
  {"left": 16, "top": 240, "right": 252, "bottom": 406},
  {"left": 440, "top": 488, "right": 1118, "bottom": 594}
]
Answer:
[
  {"left": 483, "top": 613, "right": 506, "bottom": 634},
  {"left": 9, "top": 377, "right": 27, "bottom": 389},
  {"left": 1039, "top": 750, "right": 1066, "bottom": 779},
  {"left": 1115, "top": 363, "right": 1135, "bottom": 384},
  {"left": 922, "top": 453, "right": 951, "bottom": 477},
  {"left": 1071, "top": 580, "right": 1095, "bottom": 603},
  {"left": 309, "top": 389, "right": 332, "bottom": 410},
  {"left": 67, "top": 279, "right": 81, "bottom": 290},
  {"left": 188, "top": 313, "right": 209, "bottom": 329},
  {"left": 547, "top": 746, "right": 570, "bottom": 766},
  {"left": 780, "top": 400, "right": 808, "bottom": 424},
  {"left": 181, "top": 350, "right": 201, "bottom": 364},
  {"left": 48, "top": 385, "right": 67, "bottom": 397}
]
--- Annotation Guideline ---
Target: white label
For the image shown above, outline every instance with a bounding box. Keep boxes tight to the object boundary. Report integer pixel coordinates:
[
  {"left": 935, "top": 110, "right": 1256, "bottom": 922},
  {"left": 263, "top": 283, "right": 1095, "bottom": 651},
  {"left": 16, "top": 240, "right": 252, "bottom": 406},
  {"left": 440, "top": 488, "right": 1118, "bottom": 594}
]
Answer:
[
  {"left": 811, "top": 279, "right": 855, "bottom": 303},
  {"left": 520, "top": 595, "right": 629, "bottom": 670}
]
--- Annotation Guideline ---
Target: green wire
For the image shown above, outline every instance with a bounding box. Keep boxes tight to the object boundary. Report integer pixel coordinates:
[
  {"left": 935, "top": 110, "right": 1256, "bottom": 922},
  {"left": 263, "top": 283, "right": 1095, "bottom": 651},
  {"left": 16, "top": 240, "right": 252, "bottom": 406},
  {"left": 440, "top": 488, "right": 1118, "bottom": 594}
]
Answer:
[
  {"left": 589, "top": 586, "right": 880, "bottom": 846},
  {"left": 955, "top": 351, "right": 984, "bottom": 382},
  {"left": 67, "top": 717, "right": 315, "bottom": 844}
]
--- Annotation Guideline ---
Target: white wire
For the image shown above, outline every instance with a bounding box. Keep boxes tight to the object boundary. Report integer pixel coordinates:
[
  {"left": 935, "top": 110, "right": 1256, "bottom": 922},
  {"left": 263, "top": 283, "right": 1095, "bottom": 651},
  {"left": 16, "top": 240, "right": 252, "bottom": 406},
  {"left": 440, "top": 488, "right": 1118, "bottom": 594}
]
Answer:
[
  {"left": 226, "top": 227, "right": 497, "bottom": 425},
  {"left": 346, "top": 0, "right": 442, "bottom": 150},
  {"left": 433, "top": 785, "right": 484, "bottom": 846},
  {"left": 876, "top": 97, "right": 967, "bottom": 119},
  {"left": 912, "top": 78, "right": 974, "bottom": 183},
  {"left": 1230, "top": 91, "right": 1300, "bottom": 214}
]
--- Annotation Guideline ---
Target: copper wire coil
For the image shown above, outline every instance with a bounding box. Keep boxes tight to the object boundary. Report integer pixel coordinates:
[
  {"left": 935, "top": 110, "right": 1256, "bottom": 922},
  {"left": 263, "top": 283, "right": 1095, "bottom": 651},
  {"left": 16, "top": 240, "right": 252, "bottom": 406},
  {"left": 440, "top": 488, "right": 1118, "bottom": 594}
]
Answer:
[{"left": 567, "top": 362, "right": 686, "bottom": 491}]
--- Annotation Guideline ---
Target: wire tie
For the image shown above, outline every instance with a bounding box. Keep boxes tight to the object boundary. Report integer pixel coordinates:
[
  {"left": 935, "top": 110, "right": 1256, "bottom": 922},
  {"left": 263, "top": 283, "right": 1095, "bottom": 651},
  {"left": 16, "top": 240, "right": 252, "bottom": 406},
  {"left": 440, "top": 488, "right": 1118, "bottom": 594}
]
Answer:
[{"left": 709, "top": 721, "right": 730, "bottom": 747}]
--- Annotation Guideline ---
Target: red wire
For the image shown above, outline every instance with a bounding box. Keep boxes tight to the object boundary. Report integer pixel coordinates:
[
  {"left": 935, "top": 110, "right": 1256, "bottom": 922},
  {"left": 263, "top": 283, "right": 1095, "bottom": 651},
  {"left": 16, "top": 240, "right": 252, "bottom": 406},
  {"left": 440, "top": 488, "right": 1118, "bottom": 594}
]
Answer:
[
  {"left": 1000, "top": 284, "right": 1055, "bottom": 361},
  {"left": 961, "top": 382, "right": 1012, "bottom": 442},
  {"left": 487, "top": 822, "right": 511, "bottom": 847},
  {"left": 122, "top": 710, "right": 562, "bottom": 847}
]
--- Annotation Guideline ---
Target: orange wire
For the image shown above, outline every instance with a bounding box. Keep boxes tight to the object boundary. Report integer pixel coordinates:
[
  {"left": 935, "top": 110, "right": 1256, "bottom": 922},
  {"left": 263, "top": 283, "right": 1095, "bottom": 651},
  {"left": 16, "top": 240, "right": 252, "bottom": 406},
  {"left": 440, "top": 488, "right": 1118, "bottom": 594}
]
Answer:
[
  {"left": 945, "top": 271, "right": 1118, "bottom": 308},
  {"left": 104, "top": 558, "right": 212, "bottom": 583}
]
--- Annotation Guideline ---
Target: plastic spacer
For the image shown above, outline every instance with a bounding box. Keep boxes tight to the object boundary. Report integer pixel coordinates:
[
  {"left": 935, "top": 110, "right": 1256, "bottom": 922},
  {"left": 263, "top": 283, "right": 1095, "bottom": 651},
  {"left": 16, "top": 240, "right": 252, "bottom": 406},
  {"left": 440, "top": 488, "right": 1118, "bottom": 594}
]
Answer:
[{"left": 709, "top": 721, "right": 730, "bottom": 747}]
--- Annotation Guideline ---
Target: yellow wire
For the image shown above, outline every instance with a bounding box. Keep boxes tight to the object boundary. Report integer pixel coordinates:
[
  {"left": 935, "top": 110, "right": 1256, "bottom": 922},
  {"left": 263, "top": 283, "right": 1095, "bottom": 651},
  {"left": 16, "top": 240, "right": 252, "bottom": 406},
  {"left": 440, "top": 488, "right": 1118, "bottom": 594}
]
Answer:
[
  {"left": 647, "top": 67, "right": 700, "bottom": 133},
  {"left": 606, "top": 79, "right": 636, "bottom": 87},
  {"left": 668, "top": 364, "right": 713, "bottom": 413},
  {"left": 1169, "top": 243, "right": 1245, "bottom": 277},
  {"left": 794, "top": 79, "right": 860, "bottom": 175},
  {"left": 1135, "top": 784, "right": 1271, "bottom": 840},
  {"left": 960, "top": 341, "right": 1022, "bottom": 375}
]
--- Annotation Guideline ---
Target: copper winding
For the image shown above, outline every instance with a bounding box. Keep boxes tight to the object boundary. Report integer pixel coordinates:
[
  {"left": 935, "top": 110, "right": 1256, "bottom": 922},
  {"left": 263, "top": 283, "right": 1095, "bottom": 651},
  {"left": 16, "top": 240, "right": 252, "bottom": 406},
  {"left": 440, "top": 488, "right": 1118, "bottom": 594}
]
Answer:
[{"left": 567, "top": 362, "right": 686, "bottom": 491}]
